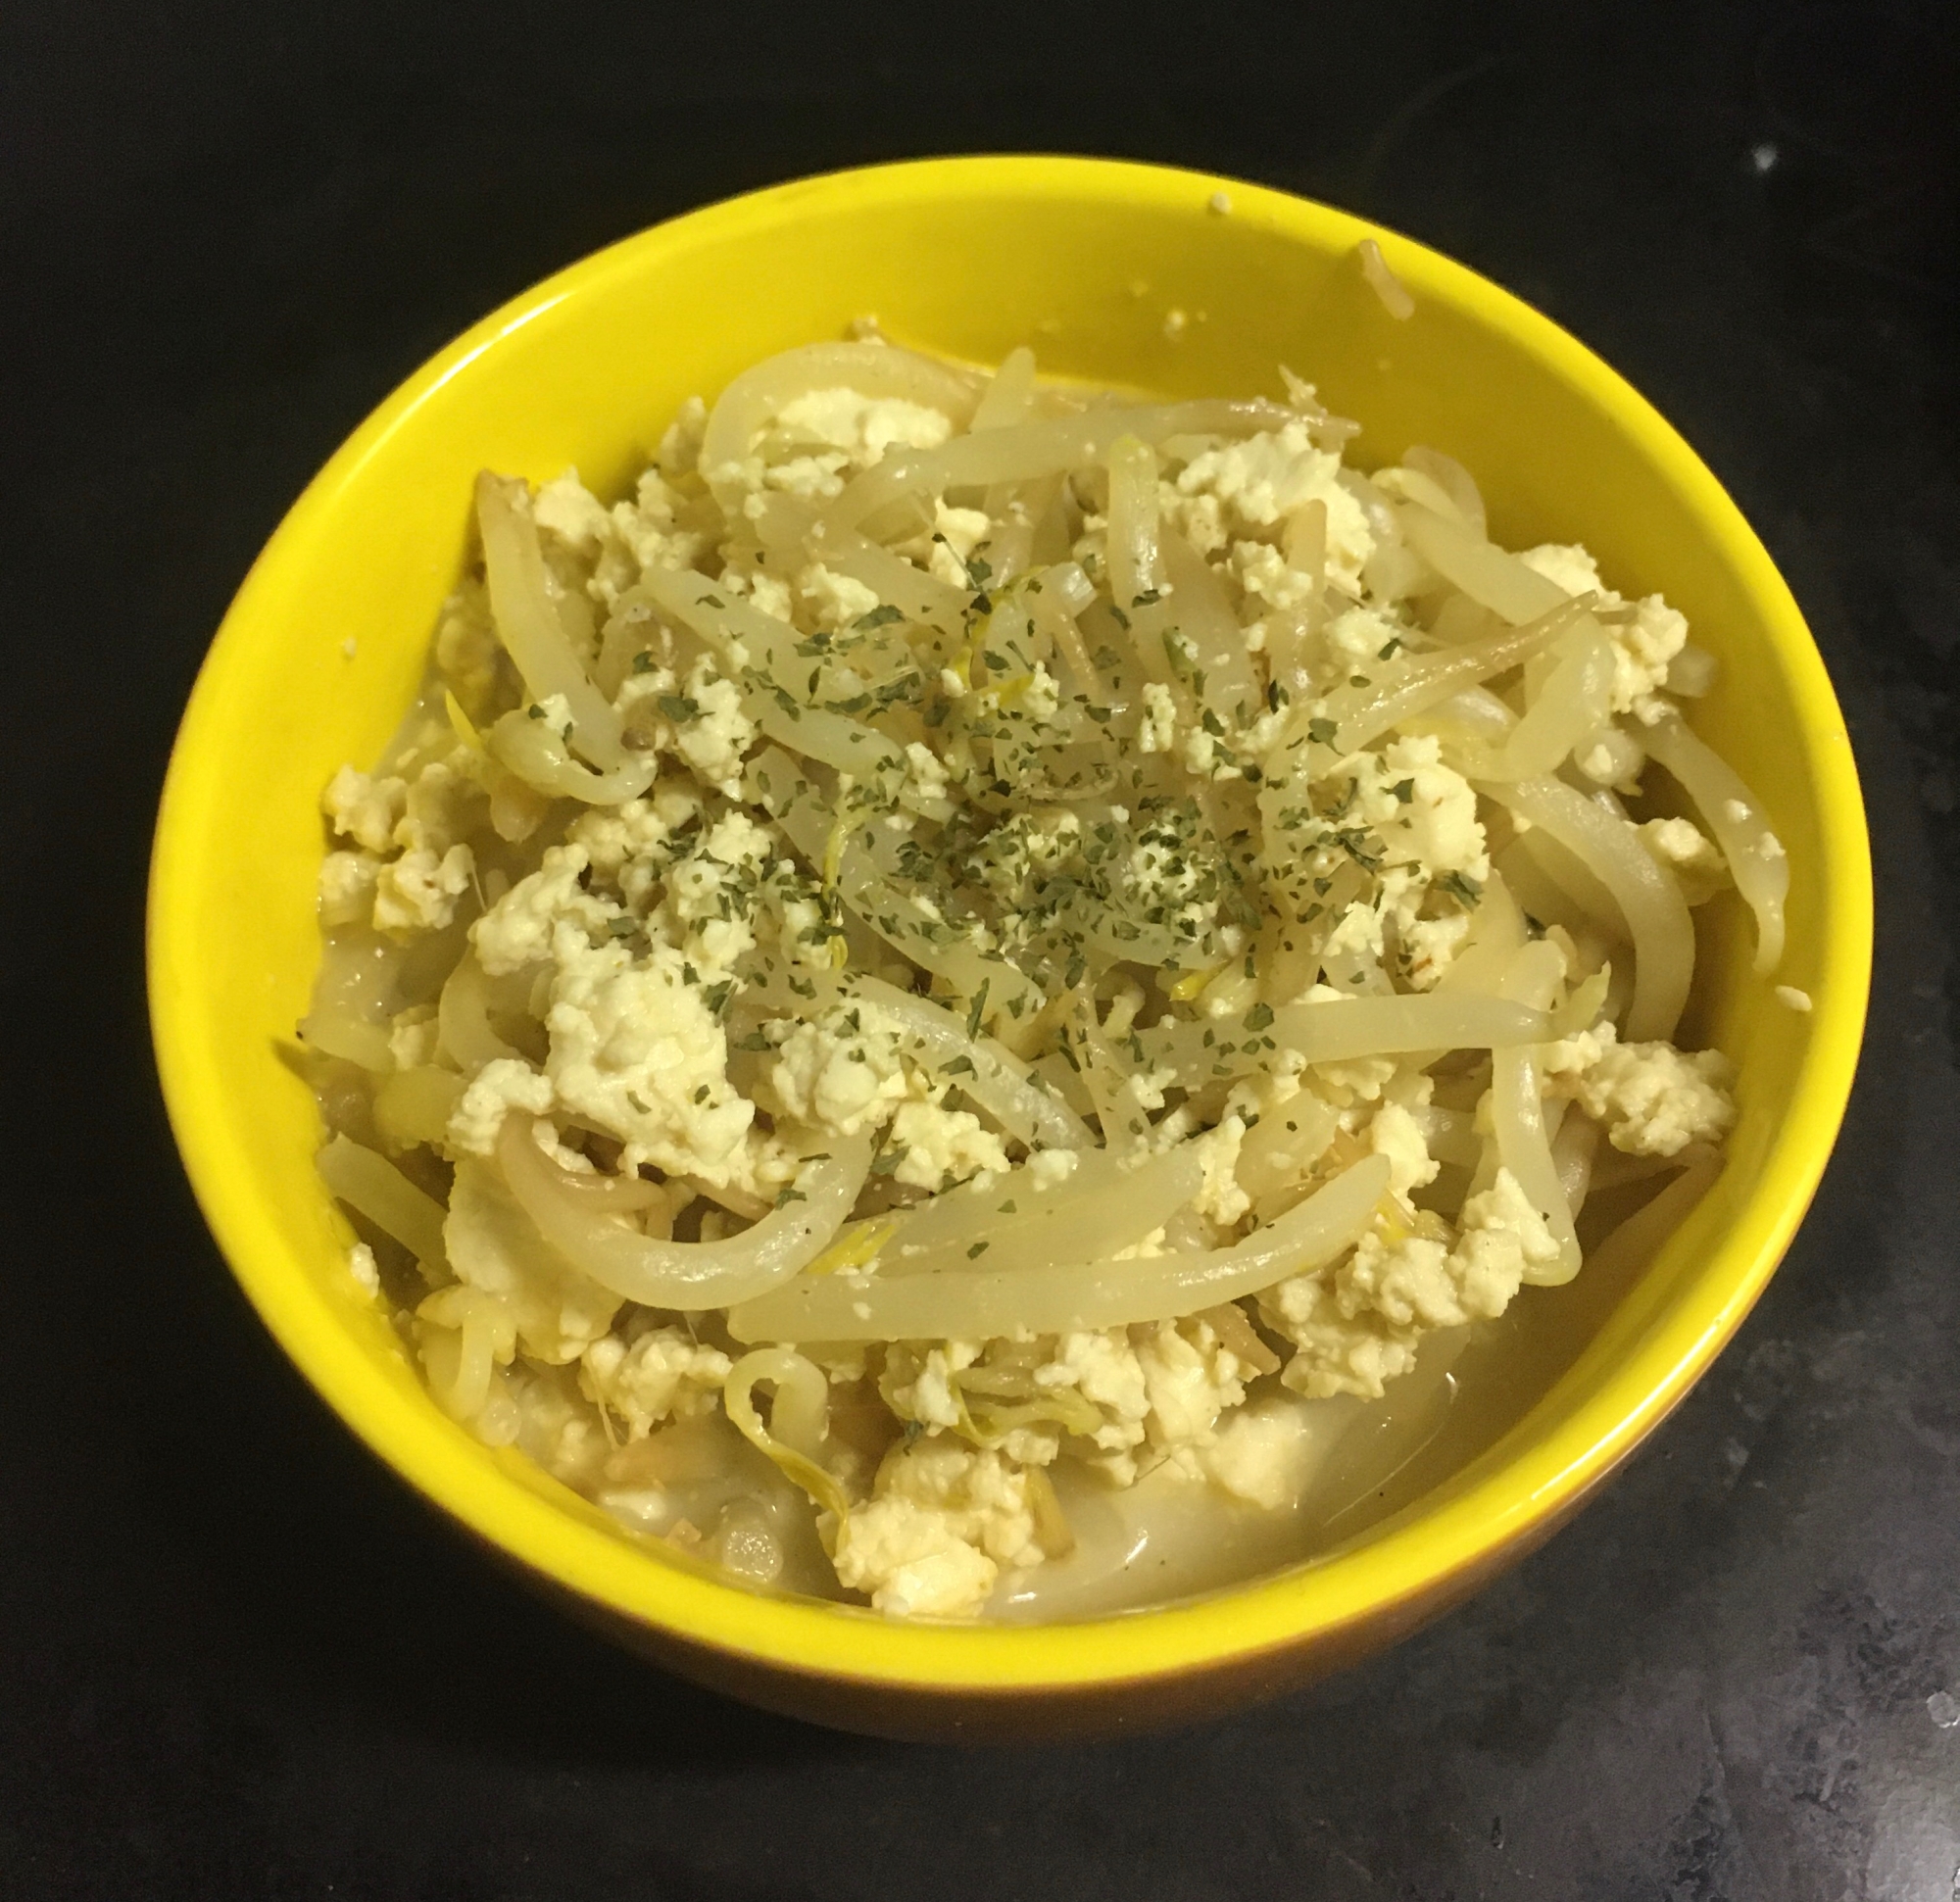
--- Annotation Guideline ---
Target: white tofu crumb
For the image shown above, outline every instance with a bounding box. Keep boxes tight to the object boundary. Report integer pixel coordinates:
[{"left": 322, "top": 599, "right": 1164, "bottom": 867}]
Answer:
[
  {"left": 1776, "top": 985, "right": 1813, "bottom": 1012},
  {"left": 1544, "top": 1023, "right": 1737, "bottom": 1157},
  {"left": 1138, "top": 682, "right": 1178, "bottom": 753},
  {"left": 888, "top": 1100, "right": 1011, "bottom": 1192},
  {"left": 447, "top": 1058, "right": 556, "bottom": 1156},
  {"left": 798, "top": 562, "right": 881, "bottom": 634},
  {"left": 764, "top": 1003, "right": 909, "bottom": 1139},
  {"left": 579, "top": 1329, "right": 732, "bottom": 1439},
  {"left": 1262, "top": 1166, "right": 1560, "bottom": 1400},
  {"left": 832, "top": 1439, "right": 1044, "bottom": 1618},
  {"left": 533, "top": 468, "right": 613, "bottom": 552},
  {"left": 788, "top": 389, "right": 949, "bottom": 453},
  {"left": 1202, "top": 1398, "right": 1316, "bottom": 1508},
  {"left": 1641, "top": 814, "right": 1731, "bottom": 904}
]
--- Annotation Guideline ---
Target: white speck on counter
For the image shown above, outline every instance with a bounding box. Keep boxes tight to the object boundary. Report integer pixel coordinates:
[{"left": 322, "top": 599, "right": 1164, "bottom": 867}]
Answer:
[
  {"left": 1775, "top": 986, "right": 1813, "bottom": 1013},
  {"left": 1927, "top": 1689, "right": 1960, "bottom": 1729}
]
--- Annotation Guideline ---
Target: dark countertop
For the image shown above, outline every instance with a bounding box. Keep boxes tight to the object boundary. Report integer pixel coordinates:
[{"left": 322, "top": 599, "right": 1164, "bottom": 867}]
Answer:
[{"left": 5, "top": 4, "right": 1957, "bottom": 1895}]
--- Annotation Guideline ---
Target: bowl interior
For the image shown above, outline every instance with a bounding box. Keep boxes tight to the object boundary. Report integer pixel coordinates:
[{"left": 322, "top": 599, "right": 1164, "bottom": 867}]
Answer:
[{"left": 149, "top": 157, "right": 1868, "bottom": 1702}]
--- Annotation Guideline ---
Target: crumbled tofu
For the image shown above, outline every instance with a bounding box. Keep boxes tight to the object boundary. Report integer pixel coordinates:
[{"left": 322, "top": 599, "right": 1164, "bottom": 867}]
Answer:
[
  {"left": 1575, "top": 734, "right": 1633, "bottom": 786},
  {"left": 568, "top": 783, "right": 706, "bottom": 906},
  {"left": 1400, "top": 910, "right": 1473, "bottom": 990},
  {"left": 1231, "top": 539, "right": 1320, "bottom": 612},
  {"left": 1259, "top": 1272, "right": 1422, "bottom": 1403},
  {"left": 1138, "top": 681, "right": 1178, "bottom": 753},
  {"left": 533, "top": 468, "right": 614, "bottom": 553},
  {"left": 387, "top": 1005, "right": 440, "bottom": 1071},
  {"left": 1136, "top": 1314, "right": 1251, "bottom": 1454},
  {"left": 904, "top": 741, "right": 951, "bottom": 808},
  {"left": 721, "top": 561, "right": 796, "bottom": 622},
  {"left": 1174, "top": 421, "right": 1375, "bottom": 591},
  {"left": 318, "top": 750, "right": 485, "bottom": 939},
  {"left": 580, "top": 1328, "right": 732, "bottom": 1439},
  {"left": 1366, "top": 1099, "right": 1438, "bottom": 1195},
  {"left": 799, "top": 562, "right": 882, "bottom": 634},
  {"left": 468, "top": 820, "right": 778, "bottom": 1197},
  {"left": 929, "top": 501, "right": 992, "bottom": 563},
  {"left": 1201, "top": 1397, "right": 1317, "bottom": 1508},
  {"left": 659, "top": 807, "right": 777, "bottom": 972},
  {"left": 1265, "top": 1168, "right": 1556, "bottom": 1399},
  {"left": 1610, "top": 599, "right": 1691, "bottom": 709},
  {"left": 832, "top": 1439, "right": 1044, "bottom": 1617},
  {"left": 1157, "top": 483, "right": 1227, "bottom": 558},
  {"left": 446, "top": 1058, "right": 557, "bottom": 1157},
  {"left": 1448, "top": 1168, "right": 1564, "bottom": 1303},
  {"left": 667, "top": 657, "right": 758, "bottom": 797},
  {"left": 763, "top": 1002, "right": 910, "bottom": 1138},
  {"left": 1033, "top": 1330, "right": 1152, "bottom": 1457},
  {"left": 1191, "top": 1115, "right": 1250, "bottom": 1225},
  {"left": 657, "top": 396, "right": 708, "bottom": 475},
  {"left": 372, "top": 843, "right": 474, "bottom": 936},
  {"left": 1017, "top": 661, "right": 1062, "bottom": 724},
  {"left": 1518, "top": 542, "right": 1604, "bottom": 600},
  {"left": 1321, "top": 605, "right": 1404, "bottom": 681},
  {"left": 1544, "top": 1023, "right": 1736, "bottom": 1156},
  {"left": 774, "top": 388, "right": 955, "bottom": 466},
  {"left": 1640, "top": 814, "right": 1731, "bottom": 905},
  {"left": 582, "top": 470, "right": 710, "bottom": 608},
  {"left": 546, "top": 940, "right": 756, "bottom": 1186},
  {"left": 471, "top": 844, "right": 620, "bottom": 976},
  {"left": 1359, "top": 734, "right": 1489, "bottom": 879},
  {"left": 1520, "top": 543, "right": 1690, "bottom": 712},
  {"left": 323, "top": 765, "right": 406, "bottom": 854},
  {"left": 318, "top": 849, "right": 381, "bottom": 926},
  {"left": 888, "top": 1101, "right": 1011, "bottom": 1192},
  {"left": 880, "top": 1340, "right": 984, "bottom": 1434}
]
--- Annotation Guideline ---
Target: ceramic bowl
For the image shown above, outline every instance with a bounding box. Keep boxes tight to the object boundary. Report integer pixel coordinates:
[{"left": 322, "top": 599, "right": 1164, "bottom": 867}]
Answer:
[{"left": 148, "top": 156, "right": 1870, "bottom": 1740}]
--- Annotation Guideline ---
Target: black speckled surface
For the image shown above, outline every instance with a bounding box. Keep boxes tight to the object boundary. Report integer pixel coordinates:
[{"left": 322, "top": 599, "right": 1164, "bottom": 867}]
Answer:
[{"left": 5, "top": 3, "right": 1957, "bottom": 1894}]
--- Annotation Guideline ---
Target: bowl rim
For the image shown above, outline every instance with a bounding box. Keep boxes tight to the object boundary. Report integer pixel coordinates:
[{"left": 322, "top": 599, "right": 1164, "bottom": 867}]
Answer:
[{"left": 148, "top": 152, "right": 1872, "bottom": 1698}]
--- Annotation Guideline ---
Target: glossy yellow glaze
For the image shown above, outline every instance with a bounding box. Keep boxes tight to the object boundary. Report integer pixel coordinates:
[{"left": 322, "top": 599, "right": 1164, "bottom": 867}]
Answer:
[{"left": 148, "top": 157, "right": 1870, "bottom": 1739}]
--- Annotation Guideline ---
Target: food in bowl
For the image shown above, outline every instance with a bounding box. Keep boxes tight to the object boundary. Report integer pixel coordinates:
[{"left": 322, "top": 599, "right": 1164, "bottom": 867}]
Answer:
[{"left": 300, "top": 334, "right": 1788, "bottom": 1621}]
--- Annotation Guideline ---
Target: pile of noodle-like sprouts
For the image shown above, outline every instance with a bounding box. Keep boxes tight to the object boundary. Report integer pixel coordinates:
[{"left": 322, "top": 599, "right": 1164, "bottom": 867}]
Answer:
[{"left": 302, "top": 331, "right": 1782, "bottom": 1615}]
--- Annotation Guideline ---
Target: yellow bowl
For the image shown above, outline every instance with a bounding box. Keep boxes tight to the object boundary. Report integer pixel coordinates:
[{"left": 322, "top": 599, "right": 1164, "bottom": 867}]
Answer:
[{"left": 148, "top": 155, "right": 1870, "bottom": 1741}]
